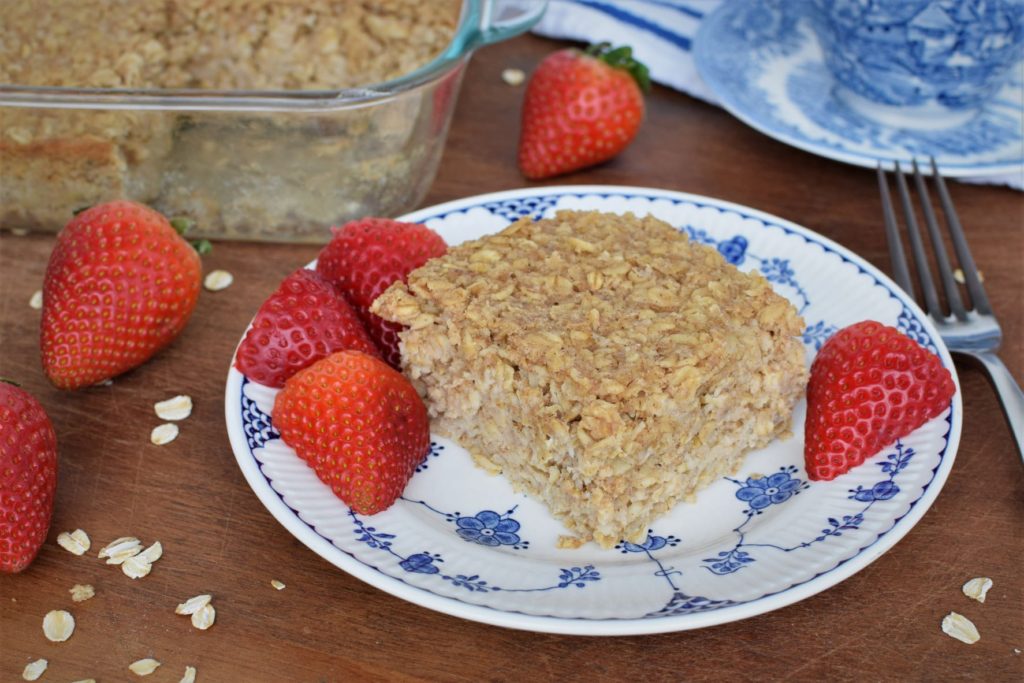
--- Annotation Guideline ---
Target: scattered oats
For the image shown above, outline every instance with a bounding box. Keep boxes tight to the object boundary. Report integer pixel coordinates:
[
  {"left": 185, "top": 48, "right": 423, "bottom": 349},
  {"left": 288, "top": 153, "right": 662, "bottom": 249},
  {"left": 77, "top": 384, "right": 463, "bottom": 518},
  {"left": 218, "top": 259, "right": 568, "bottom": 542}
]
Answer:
[
  {"left": 191, "top": 603, "right": 216, "bottom": 630},
  {"left": 942, "top": 611, "right": 980, "bottom": 644},
  {"left": 21, "top": 659, "right": 47, "bottom": 681},
  {"left": 70, "top": 584, "right": 95, "bottom": 602},
  {"left": 96, "top": 378, "right": 114, "bottom": 387},
  {"left": 175, "top": 594, "right": 212, "bottom": 615},
  {"left": 1014, "top": 648, "right": 1021, "bottom": 655},
  {"left": 204, "top": 269, "right": 234, "bottom": 292},
  {"left": 71, "top": 680, "right": 97, "bottom": 683},
  {"left": 953, "top": 268, "right": 983, "bottom": 284},
  {"left": 962, "top": 577, "right": 993, "bottom": 603},
  {"left": 56, "top": 529, "right": 91, "bottom": 556},
  {"left": 155, "top": 395, "right": 193, "bottom": 421},
  {"left": 501, "top": 67, "right": 525, "bottom": 86},
  {"left": 11, "top": 227, "right": 30, "bottom": 236},
  {"left": 29, "top": 290, "right": 43, "bottom": 310},
  {"left": 129, "top": 658, "right": 161, "bottom": 676},
  {"left": 138, "top": 540, "right": 163, "bottom": 563},
  {"left": 151, "top": 423, "right": 179, "bottom": 445},
  {"left": 99, "top": 536, "right": 143, "bottom": 564},
  {"left": 42, "top": 610, "right": 75, "bottom": 642},
  {"left": 271, "top": 579, "right": 286, "bottom": 591},
  {"left": 180, "top": 666, "right": 197, "bottom": 683},
  {"left": 122, "top": 555, "right": 153, "bottom": 579}
]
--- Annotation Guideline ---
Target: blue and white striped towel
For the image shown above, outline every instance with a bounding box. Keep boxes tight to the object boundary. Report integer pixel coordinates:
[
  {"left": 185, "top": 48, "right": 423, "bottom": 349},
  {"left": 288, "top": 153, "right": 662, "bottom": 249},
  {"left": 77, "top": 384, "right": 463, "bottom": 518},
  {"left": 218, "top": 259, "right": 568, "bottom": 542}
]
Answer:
[{"left": 522, "top": 0, "right": 1021, "bottom": 190}]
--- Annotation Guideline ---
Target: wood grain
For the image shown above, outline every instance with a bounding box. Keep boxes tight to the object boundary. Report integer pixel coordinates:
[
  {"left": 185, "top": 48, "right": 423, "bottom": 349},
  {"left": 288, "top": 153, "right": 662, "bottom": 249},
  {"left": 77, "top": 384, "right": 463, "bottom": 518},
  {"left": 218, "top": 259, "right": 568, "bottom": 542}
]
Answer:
[{"left": 1, "top": 34, "right": 1022, "bottom": 682}]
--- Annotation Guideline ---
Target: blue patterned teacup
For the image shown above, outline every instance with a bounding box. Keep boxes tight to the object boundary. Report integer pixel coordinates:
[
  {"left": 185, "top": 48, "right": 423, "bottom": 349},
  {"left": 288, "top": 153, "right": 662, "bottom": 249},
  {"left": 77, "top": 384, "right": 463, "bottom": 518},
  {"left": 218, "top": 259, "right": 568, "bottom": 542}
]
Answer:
[{"left": 812, "top": 0, "right": 1024, "bottom": 128}]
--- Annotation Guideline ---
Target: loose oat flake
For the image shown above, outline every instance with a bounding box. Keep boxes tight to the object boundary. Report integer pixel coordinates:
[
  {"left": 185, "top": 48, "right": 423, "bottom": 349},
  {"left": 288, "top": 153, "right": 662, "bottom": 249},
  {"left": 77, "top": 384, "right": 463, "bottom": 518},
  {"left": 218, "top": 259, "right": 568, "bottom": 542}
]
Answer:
[
  {"left": 138, "top": 540, "right": 163, "bottom": 563},
  {"left": 942, "top": 612, "right": 980, "bottom": 644},
  {"left": 181, "top": 666, "right": 197, "bottom": 683},
  {"left": 175, "top": 594, "right": 212, "bottom": 615},
  {"left": 501, "top": 68, "right": 525, "bottom": 86},
  {"left": 70, "top": 584, "right": 95, "bottom": 602},
  {"left": 271, "top": 579, "right": 285, "bottom": 590},
  {"left": 191, "top": 603, "right": 216, "bottom": 630},
  {"left": 962, "top": 577, "right": 993, "bottom": 603},
  {"left": 204, "top": 269, "right": 234, "bottom": 291},
  {"left": 71, "top": 679, "right": 97, "bottom": 683},
  {"left": 122, "top": 555, "right": 153, "bottom": 579},
  {"left": 155, "top": 395, "right": 193, "bottom": 421},
  {"left": 42, "top": 610, "right": 75, "bottom": 642},
  {"left": 21, "top": 659, "right": 47, "bottom": 681},
  {"left": 57, "top": 529, "right": 91, "bottom": 555},
  {"left": 29, "top": 290, "right": 43, "bottom": 310},
  {"left": 99, "top": 536, "right": 143, "bottom": 564},
  {"left": 151, "top": 423, "right": 179, "bottom": 445},
  {"left": 129, "top": 658, "right": 161, "bottom": 676}
]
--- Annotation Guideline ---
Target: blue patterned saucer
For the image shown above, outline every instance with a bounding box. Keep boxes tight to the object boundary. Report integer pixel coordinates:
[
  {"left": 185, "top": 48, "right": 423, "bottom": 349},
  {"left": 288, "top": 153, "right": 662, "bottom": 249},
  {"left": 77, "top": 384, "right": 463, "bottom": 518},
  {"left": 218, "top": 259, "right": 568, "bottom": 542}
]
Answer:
[
  {"left": 224, "top": 186, "right": 962, "bottom": 635},
  {"left": 693, "top": 0, "right": 1024, "bottom": 175}
]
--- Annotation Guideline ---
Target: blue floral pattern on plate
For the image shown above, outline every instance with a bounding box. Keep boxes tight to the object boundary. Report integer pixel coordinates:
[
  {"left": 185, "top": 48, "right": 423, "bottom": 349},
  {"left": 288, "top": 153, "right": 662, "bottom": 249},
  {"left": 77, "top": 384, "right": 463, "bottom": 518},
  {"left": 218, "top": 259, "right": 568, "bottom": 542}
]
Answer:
[
  {"left": 227, "top": 186, "right": 960, "bottom": 635},
  {"left": 694, "top": 0, "right": 1024, "bottom": 174}
]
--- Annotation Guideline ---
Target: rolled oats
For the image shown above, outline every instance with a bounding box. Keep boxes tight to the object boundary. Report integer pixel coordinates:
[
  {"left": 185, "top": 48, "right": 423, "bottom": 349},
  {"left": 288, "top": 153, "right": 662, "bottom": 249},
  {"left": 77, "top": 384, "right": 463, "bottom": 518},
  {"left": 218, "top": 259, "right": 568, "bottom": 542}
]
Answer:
[
  {"left": 942, "top": 612, "right": 980, "bottom": 644},
  {"left": 56, "top": 529, "right": 91, "bottom": 555},
  {"left": 138, "top": 540, "right": 163, "bottom": 563},
  {"left": 122, "top": 555, "right": 153, "bottom": 579},
  {"left": 175, "top": 594, "right": 212, "bottom": 615},
  {"left": 99, "top": 536, "right": 143, "bottom": 564},
  {"left": 70, "top": 584, "right": 95, "bottom": 602},
  {"left": 181, "top": 666, "right": 197, "bottom": 683},
  {"left": 191, "top": 603, "right": 216, "bottom": 630},
  {"left": 129, "top": 658, "right": 161, "bottom": 676},
  {"left": 204, "top": 269, "right": 234, "bottom": 291},
  {"left": 21, "top": 659, "right": 47, "bottom": 681},
  {"left": 501, "top": 68, "right": 525, "bottom": 86},
  {"left": 29, "top": 290, "right": 43, "bottom": 310},
  {"left": 155, "top": 395, "right": 193, "bottom": 421},
  {"left": 151, "top": 423, "right": 179, "bottom": 445},
  {"left": 962, "top": 577, "right": 993, "bottom": 603},
  {"left": 271, "top": 579, "right": 286, "bottom": 590},
  {"left": 42, "top": 610, "right": 75, "bottom": 642}
]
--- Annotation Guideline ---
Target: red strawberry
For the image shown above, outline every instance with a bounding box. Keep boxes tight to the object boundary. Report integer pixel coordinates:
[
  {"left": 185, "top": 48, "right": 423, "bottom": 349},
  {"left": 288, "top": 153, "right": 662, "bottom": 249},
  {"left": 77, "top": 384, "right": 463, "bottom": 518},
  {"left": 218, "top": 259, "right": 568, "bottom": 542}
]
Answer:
[
  {"left": 804, "top": 320, "right": 956, "bottom": 481},
  {"left": 0, "top": 382, "right": 58, "bottom": 573},
  {"left": 40, "top": 200, "right": 202, "bottom": 390},
  {"left": 518, "top": 43, "right": 649, "bottom": 180},
  {"left": 272, "top": 350, "right": 429, "bottom": 515},
  {"left": 316, "top": 218, "right": 447, "bottom": 369},
  {"left": 234, "top": 268, "right": 381, "bottom": 388}
]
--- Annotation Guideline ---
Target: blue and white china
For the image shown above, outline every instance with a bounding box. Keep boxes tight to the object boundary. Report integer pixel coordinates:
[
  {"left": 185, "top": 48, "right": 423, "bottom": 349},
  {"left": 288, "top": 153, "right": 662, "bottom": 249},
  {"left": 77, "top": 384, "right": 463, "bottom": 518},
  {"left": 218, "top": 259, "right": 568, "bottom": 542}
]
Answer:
[
  {"left": 694, "top": 0, "right": 1024, "bottom": 174},
  {"left": 812, "top": 0, "right": 1024, "bottom": 128},
  {"left": 224, "top": 186, "right": 962, "bottom": 635}
]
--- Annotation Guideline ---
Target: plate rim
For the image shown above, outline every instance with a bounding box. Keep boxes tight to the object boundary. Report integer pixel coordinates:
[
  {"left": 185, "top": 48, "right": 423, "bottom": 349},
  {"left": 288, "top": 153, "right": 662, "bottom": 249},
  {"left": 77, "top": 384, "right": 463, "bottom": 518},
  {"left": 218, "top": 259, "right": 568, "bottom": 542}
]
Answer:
[
  {"left": 693, "top": 0, "right": 1024, "bottom": 177},
  {"left": 223, "top": 184, "right": 963, "bottom": 636}
]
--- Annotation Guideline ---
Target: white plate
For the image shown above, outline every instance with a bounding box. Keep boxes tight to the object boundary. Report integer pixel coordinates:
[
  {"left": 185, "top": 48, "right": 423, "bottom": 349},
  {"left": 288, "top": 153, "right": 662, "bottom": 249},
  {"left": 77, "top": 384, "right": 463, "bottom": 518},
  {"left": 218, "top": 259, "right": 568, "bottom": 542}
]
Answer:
[
  {"left": 224, "top": 186, "right": 961, "bottom": 635},
  {"left": 693, "top": 0, "right": 1024, "bottom": 176}
]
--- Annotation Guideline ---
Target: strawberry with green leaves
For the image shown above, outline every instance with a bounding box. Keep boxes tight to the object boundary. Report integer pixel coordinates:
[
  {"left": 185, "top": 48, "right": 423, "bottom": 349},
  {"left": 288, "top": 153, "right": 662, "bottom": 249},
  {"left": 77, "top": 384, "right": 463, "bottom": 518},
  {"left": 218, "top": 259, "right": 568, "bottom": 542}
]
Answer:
[
  {"left": 804, "top": 321, "right": 956, "bottom": 481},
  {"left": 273, "top": 350, "right": 429, "bottom": 515},
  {"left": 0, "top": 382, "right": 58, "bottom": 573},
  {"left": 40, "top": 201, "right": 202, "bottom": 389},
  {"left": 316, "top": 218, "right": 447, "bottom": 369},
  {"left": 518, "top": 42, "right": 649, "bottom": 179}
]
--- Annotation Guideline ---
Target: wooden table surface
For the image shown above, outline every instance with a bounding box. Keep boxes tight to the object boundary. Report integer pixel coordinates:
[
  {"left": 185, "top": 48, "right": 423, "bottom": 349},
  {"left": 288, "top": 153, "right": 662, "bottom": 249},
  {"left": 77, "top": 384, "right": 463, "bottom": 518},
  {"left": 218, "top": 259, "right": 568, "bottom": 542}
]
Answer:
[{"left": 2, "top": 34, "right": 1022, "bottom": 682}]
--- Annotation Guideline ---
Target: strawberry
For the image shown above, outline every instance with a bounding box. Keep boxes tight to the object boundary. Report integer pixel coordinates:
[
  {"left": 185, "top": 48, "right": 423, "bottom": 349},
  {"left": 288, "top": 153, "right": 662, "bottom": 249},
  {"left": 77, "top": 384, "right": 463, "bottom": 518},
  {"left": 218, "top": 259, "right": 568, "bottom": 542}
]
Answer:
[
  {"left": 234, "top": 268, "right": 380, "bottom": 388},
  {"left": 0, "top": 382, "right": 58, "bottom": 573},
  {"left": 804, "top": 321, "right": 956, "bottom": 481},
  {"left": 316, "top": 218, "right": 447, "bottom": 369},
  {"left": 272, "top": 350, "right": 429, "bottom": 515},
  {"left": 518, "top": 42, "right": 649, "bottom": 180},
  {"left": 40, "top": 200, "right": 202, "bottom": 390}
]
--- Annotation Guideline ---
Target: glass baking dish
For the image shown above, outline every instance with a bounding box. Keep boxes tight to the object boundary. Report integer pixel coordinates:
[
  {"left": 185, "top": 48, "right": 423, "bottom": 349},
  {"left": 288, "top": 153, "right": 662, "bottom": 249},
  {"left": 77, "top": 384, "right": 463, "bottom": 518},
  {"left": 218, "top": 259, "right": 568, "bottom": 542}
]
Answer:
[{"left": 0, "top": 0, "right": 545, "bottom": 242}]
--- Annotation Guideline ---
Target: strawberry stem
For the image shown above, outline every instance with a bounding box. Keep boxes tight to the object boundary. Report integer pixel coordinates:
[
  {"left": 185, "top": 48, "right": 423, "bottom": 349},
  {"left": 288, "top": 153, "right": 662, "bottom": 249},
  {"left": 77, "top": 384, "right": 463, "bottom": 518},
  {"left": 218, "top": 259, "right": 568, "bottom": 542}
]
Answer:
[
  {"left": 170, "top": 217, "right": 195, "bottom": 235},
  {"left": 585, "top": 42, "right": 651, "bottom": 92},
  {"left": 191, "top": 239, "right": 213, "bottom": 255}
]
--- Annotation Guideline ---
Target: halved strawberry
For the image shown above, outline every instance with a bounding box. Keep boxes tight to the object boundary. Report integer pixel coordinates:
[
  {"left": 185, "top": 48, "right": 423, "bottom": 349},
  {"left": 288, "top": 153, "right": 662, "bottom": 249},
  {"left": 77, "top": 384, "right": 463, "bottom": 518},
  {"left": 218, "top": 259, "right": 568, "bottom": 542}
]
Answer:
[{"left": 804, "top": 320, "right": 956, "bottom": 481}]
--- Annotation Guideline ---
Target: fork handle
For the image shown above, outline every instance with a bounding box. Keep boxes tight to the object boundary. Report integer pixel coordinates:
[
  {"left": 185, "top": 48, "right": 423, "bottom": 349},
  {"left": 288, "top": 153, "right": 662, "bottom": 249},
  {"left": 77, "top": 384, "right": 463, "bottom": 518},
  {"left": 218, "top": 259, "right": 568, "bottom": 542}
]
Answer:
[{"left": 970, "top": 352, "right": 1024, "bottom": 464}]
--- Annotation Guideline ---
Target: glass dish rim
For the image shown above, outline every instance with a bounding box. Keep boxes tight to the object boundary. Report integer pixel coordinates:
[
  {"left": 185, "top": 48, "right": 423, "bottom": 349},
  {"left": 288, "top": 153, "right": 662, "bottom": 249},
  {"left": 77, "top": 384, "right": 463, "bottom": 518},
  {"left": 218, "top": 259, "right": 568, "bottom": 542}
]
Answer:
[{"left": 0, "top": 0, "right": 530, "bottom": 112}]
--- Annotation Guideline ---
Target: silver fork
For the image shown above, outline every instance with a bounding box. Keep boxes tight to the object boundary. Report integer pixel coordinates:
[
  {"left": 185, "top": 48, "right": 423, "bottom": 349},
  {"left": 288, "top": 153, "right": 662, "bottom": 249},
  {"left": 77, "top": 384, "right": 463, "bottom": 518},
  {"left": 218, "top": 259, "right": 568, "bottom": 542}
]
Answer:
[{"left": 877, "top": 158, "right": 1024, "bottom": 462}]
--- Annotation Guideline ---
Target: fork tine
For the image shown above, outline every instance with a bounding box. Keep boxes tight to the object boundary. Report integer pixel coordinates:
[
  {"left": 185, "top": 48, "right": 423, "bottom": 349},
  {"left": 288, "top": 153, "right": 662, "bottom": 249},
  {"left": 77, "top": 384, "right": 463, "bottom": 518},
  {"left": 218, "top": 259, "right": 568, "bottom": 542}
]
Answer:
[
  {"left": 931, "top": 157, "right": 993, "bottom": 315},
  {"left": 893, "top": 161, "right": 945, "bottom": 320},
  {"left": 911, "top": 160, "right": 967, "bottom": 320},
  {"left": 877, "top": 164, "right": 915, "bottom": 295}
]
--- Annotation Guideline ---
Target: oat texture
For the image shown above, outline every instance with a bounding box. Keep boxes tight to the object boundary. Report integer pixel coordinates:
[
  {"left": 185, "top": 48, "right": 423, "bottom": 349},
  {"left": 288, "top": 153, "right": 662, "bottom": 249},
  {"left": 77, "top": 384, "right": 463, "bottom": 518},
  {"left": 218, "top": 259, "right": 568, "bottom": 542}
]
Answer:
[{"left": 373, "top": 211, "right": 808, "bottom": 547}]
